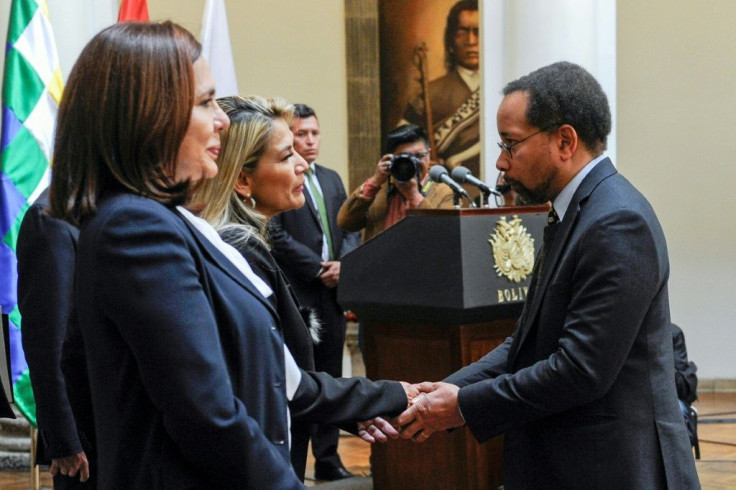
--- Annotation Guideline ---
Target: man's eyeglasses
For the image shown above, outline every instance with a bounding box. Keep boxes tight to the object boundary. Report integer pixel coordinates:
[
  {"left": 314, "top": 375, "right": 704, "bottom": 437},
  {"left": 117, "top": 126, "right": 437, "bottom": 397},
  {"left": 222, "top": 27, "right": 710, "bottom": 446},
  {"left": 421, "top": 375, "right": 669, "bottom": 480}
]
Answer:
[
  {"left": 406, "top": 151, "right": 429, "bottom": 160},
  {"left": 497, "top": 124, "right": 558, "bottom": 159}
]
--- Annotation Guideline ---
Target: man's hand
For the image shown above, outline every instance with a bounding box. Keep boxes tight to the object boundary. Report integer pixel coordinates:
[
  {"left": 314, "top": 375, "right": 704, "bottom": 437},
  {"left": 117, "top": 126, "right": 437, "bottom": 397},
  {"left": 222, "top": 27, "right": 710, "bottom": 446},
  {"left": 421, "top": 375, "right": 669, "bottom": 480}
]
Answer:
[
  {"left": 50, "top": 451, "right": 90, "bottom": 482},
  {"left": 397, "top": 382, "right": 464, "bottom": 442},
  {"left": 319, "top": 261, "right": 340, "bottom": 288},
  {"left": 400, "top": 380, "right": 421, "bottom": 404},
  {"left": 372, "top": 154, "right": 393, "bottom": 186}
]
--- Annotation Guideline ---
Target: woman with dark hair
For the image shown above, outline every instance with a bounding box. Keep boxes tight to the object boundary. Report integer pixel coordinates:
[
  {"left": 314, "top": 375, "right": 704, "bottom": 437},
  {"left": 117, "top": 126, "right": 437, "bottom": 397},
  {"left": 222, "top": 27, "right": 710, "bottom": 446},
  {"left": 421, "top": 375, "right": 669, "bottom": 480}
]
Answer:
[{"left": 50, "top": 22, "right": 409, "bottom": 488}]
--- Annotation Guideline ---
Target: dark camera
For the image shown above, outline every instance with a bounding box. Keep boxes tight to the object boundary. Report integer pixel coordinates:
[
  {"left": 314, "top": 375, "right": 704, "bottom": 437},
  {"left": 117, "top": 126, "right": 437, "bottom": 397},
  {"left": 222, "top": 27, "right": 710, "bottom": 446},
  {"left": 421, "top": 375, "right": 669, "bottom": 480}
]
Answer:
[{"left": 389, "top": 153, "right": 421, "bottom": 183}]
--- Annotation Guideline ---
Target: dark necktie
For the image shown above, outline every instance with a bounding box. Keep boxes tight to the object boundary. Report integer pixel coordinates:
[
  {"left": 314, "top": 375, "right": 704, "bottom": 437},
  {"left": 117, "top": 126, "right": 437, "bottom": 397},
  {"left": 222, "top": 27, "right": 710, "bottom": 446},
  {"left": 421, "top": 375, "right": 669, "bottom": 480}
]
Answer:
[{"left": 525, "top": 207, "right": 560, "bottom": 308}]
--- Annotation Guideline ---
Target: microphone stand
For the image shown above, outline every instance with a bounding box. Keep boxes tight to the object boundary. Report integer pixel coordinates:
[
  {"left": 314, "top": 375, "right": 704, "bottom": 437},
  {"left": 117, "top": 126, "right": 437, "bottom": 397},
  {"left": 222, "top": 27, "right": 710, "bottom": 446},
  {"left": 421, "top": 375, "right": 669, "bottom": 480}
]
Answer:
[
  {"left": 453, "top": 191, "right": 477, "bottom": 209},
  {"left": 480, "top": 189, "right": 493, "bottom": 208}
]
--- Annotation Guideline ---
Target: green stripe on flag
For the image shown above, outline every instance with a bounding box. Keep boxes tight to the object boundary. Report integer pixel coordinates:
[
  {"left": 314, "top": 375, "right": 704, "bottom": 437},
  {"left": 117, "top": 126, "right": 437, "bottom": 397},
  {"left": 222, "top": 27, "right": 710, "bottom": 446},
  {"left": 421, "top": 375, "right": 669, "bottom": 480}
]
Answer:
[
  {"left": 6, "top": 0, "right": 38, "bottom": 46},
  {"left": 2, "top": 126, "right": 47, "bottom": 198},
  {"left": 8, "top": 305, "right": 21, "bottom": 335},
  {"left": 2, "top": 202, "right": 29, "bottom": 253},
  {"left": 2, "top": 49, "right": 45, "bottom": 122},
  {"left": 13, "top": 371, "right": 36, "bottom": 426}
]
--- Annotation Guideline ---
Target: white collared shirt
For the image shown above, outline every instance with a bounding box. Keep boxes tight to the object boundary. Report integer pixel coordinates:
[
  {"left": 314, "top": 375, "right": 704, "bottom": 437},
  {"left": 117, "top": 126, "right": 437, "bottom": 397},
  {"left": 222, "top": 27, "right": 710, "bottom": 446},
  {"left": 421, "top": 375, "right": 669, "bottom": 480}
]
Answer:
[
  {"left": 553, "top": 154, "right": 607, "bottom": 221},
  {"left": 457, "top": 65, "right": 480, "bottom": 92}
]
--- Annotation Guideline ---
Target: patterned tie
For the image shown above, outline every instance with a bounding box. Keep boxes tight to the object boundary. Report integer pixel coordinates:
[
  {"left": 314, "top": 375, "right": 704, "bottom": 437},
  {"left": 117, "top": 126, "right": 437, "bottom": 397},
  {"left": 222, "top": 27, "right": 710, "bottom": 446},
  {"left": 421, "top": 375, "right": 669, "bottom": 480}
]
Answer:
[{"left": 305, "top": 168, "right": 334, "bottom": 260}]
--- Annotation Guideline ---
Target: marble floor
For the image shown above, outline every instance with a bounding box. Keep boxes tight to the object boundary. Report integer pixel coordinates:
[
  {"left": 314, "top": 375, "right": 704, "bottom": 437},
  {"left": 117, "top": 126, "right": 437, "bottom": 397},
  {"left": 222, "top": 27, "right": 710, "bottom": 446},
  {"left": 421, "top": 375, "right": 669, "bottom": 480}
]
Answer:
[{"left": 1, "top": 391, "right": 734, "bottom": 489}]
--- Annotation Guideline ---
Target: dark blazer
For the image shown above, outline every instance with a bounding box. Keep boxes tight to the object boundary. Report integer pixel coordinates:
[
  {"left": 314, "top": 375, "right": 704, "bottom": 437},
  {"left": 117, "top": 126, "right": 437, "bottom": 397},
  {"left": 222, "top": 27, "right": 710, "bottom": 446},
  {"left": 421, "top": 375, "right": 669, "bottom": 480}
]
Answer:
[
  {"left": 221, "top": 232, "right": 316, "bottom": 371},
  {"left": 445, "top": 160, "right": 700, "bottom": 489},
  {"left": 75, "top": 193, "right": 303, "bottom": 489},
  {"left": 268, "top": 163, "right": 359, "bottom": 307},
  {"left": 222, "top": 233, "right": 407, "bottom": 480},
  {"left": 220, "top": 232, "right": 316, "bottom": 479},
  {"left": 17, "top": 190, "right": 96, "bottom": 478}
]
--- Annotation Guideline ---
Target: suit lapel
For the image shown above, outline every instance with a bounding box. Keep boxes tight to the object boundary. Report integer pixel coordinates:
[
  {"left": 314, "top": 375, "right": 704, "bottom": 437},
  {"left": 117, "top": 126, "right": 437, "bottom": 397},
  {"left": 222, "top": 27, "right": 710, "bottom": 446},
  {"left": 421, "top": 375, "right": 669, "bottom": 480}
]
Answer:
[
  {"left": 510, "top": 159, "right": 617, "bottom": 364},
  {"left": 175, "top": 211, "right": 278, "bottom": 319},
  {"left": 302, "top": 185, "right": 323, "bottom": 230}
]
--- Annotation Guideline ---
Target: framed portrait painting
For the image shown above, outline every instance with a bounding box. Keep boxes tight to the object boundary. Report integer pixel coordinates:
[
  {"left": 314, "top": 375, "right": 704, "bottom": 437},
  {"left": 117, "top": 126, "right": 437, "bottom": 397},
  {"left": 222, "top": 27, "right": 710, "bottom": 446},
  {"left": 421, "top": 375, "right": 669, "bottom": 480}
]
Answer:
[{"left": 379, "top": 0, "right": 481, "bottom": 176}]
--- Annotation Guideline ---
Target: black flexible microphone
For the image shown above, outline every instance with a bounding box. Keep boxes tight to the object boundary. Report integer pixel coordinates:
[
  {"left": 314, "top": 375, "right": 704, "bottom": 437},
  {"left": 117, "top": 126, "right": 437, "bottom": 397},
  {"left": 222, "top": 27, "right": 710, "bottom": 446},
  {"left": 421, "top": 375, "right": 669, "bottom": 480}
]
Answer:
[
  {"left": 451, "top": 166, "right": 502, "bottom": 197},
  {"left": 428, "top": 165, "right": 476, "bottom": 207}
]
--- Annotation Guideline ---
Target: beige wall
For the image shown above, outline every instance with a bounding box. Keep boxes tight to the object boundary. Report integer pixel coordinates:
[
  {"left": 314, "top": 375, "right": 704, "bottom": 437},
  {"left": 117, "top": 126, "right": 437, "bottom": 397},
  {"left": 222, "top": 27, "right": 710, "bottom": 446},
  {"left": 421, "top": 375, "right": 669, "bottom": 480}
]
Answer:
[
  {"left": 2, "top": 1, "right": 735, "bottom": 377},
  {"left": 148, "top": 0, "right": 350, "bottom": 183},
  {"left": 618, "top": 0, "right": 736, "bottom": 377},
  {"left": 0, "top": 0, "right": 350, "bottom": 183}
]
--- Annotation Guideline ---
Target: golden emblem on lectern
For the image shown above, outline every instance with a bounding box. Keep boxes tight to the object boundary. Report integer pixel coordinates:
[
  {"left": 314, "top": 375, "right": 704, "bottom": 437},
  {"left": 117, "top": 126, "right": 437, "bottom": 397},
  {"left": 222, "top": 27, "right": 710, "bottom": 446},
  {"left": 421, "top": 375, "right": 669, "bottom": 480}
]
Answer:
[{"left": 488, "top": 215, "right": 535, "bottom": 283}]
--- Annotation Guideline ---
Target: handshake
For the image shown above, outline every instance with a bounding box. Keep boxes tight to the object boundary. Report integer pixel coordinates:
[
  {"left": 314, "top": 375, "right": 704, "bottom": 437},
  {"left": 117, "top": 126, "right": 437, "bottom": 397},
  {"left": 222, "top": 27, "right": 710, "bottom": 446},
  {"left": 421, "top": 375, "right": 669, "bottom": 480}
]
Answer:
[{"left": 358, "top": 381, "right": 464, "bottom": 444}]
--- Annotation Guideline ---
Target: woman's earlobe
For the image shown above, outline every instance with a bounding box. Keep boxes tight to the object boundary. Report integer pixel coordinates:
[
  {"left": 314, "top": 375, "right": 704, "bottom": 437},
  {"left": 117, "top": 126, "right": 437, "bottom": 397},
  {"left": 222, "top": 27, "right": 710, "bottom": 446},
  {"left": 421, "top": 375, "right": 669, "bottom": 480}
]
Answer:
[{"left": 234, "top": 171, "right": 252, "bottom": 200}]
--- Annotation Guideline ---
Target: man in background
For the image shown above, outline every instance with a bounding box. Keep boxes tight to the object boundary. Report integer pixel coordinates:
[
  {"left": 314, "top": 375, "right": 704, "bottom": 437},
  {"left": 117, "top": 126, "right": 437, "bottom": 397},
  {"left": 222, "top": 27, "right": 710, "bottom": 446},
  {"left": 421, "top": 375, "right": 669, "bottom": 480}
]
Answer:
[
  {"left": 268, "top": 104, "right": 359, "bottom": 481},
  {"left": 403, "top": 0, "right": 480, "bottom": 175}
]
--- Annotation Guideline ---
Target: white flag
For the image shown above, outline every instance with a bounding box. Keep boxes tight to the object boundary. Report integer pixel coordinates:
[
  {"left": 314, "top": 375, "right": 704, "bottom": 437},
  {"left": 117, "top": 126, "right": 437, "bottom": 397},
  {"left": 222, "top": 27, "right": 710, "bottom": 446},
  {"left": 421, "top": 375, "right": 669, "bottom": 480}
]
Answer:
[
  {"left": 48, "top": 0, "right": 117, "bottom": 80},
  {"left": 201, "top": 0, "right": 239, "bottom": 98}
]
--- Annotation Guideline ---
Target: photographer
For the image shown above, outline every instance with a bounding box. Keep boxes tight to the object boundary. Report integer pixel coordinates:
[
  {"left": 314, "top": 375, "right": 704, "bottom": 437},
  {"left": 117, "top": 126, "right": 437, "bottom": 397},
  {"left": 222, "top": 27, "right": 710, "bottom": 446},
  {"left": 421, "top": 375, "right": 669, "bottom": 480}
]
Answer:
[{"left": 337, "top": 124, "right": 456, "bottom": 242}]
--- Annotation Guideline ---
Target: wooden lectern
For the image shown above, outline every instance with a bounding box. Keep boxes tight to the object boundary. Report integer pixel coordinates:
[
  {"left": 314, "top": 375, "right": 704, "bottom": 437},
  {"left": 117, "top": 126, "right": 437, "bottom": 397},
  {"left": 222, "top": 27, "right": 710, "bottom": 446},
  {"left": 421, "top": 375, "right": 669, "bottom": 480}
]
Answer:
[{"left": 338, "top": 206, "right": 548, "bottom": 490}]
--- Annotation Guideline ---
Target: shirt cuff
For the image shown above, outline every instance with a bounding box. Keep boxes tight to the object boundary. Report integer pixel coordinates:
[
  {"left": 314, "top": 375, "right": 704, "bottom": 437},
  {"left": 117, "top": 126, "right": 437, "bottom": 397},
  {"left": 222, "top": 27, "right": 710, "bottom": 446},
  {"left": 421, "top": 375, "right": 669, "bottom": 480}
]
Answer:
[
  {"left": 284, "top": 346, "right": 302, "bottom": 401},
  {"left": 360, "top": 178, "right": 380, "bottom": 200}
]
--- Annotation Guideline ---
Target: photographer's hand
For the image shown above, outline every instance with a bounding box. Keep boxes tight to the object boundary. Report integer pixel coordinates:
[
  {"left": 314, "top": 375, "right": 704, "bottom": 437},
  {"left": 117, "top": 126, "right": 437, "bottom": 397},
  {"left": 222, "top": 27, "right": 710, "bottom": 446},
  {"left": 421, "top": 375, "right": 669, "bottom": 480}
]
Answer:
[{"left": 372, "top": 154, "right": 393, "bottom": 186}]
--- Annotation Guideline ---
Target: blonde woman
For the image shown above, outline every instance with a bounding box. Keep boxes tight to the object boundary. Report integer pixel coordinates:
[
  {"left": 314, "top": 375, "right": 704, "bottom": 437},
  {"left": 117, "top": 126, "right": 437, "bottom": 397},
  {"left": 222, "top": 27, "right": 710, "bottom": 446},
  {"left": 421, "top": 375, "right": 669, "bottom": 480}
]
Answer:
[{"left": 194, "top": 95, "right": 415, "bottom": 481}]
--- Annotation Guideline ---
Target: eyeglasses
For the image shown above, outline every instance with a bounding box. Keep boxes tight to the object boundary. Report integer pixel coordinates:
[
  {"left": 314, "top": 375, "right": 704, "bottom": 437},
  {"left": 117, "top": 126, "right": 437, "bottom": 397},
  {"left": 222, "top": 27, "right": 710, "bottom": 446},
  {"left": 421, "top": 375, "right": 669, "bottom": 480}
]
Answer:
[
  {"left": 497, "top": 124, "right": 558, "bottom": 159},
  {"left": 407, "top": 151, "right": 429, "bottom": 160}
]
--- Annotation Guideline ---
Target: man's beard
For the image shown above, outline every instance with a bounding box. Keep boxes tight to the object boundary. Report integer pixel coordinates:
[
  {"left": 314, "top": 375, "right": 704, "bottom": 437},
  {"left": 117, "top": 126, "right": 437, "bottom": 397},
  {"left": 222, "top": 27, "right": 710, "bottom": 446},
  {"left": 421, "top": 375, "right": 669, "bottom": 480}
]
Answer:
[{"left": 507, "top": 176, "right": 554, "bottom": 206}]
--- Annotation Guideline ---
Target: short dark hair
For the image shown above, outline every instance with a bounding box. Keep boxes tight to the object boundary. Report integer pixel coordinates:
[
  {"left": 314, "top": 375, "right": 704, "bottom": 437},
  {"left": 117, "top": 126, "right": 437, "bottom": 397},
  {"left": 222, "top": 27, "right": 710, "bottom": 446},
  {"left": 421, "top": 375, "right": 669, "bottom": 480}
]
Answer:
[
  {"left": 49, "top": 21, "right": 201, "bottom": 225},
  {"left": 385, "top": 124, "right": 429, "bottom": 154},
  {"left": 444, "top": 0, "right": 478, "bottom": 72},
  {"left": 293, "top": 103, "right": 317, "bottom": 120},
  {"left": 503, "top": 61, "right": 611, "bottom": 154}
]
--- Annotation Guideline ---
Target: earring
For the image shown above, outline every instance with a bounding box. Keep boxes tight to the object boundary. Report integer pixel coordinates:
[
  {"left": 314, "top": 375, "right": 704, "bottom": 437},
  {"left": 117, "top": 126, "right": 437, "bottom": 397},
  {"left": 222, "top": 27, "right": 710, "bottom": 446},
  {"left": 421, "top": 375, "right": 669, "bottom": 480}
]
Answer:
[{"left": 243, "top": 193, "right": 256, "bottom": 208}]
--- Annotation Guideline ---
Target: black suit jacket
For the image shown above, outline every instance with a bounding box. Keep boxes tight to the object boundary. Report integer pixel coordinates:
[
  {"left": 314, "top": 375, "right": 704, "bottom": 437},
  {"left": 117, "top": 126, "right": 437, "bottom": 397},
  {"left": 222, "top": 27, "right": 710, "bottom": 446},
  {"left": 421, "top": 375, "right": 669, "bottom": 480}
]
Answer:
[
  {"left": 17, "top": 190, "right": 95, "bottom": 465},
  {"left": 446, "top": 160, "right": 699, "bottom": 489},
  {"left": 222, "top": 233, "right": 407, "bottom": 480},
  {"left": 268, "top": 164, "right": 359, "bottom": 308},
  {"left": 76, "top": 193, "right": 303, "bottom": 489}
]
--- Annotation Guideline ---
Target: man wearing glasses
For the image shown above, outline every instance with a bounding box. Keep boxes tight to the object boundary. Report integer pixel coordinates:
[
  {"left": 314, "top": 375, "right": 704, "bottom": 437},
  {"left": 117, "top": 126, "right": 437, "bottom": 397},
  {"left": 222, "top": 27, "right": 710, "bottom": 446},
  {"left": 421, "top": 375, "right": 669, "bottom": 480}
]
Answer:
[
  {"left": 337, "top": 124, "right": 456, "bottom": 243},
  {"left": 402, "top": 0, "right": 480, "bottom": 175},
  {"left": 391, "top": 62, "right": 700, "bottom": 488}
]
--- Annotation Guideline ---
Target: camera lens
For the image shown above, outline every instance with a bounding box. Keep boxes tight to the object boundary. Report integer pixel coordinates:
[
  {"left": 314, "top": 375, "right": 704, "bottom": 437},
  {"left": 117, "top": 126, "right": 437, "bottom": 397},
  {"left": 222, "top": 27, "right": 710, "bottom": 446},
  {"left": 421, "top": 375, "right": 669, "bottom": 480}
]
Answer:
[{"left": 390, "top": 154, "right": 419, "bottom": 183}]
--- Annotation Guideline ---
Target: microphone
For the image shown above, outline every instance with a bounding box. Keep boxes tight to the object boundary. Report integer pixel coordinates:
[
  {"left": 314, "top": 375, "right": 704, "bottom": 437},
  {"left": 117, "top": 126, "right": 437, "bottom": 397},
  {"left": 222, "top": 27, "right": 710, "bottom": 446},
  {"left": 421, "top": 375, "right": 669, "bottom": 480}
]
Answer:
[
  {"left": 428, "top": 165, "right": 475, "bottom": 207},
  {"left": 451, "top": 166, "right": 501, "bottom": 197}
]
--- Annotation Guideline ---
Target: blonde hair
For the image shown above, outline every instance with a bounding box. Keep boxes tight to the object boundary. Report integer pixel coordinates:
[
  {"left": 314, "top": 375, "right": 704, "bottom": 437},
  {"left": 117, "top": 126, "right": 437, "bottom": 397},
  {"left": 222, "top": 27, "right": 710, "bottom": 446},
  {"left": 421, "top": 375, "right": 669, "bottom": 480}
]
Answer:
[{"left": 195, "top": 95, "right": 294, "bottom": 248}]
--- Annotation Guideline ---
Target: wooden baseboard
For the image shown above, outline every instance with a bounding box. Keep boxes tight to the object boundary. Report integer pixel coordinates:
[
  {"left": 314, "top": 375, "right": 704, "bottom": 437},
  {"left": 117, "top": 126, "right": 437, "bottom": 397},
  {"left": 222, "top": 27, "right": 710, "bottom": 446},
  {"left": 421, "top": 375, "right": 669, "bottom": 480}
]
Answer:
[{"left": 698, "top": 379, "right": 736, "bottom": 392}]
